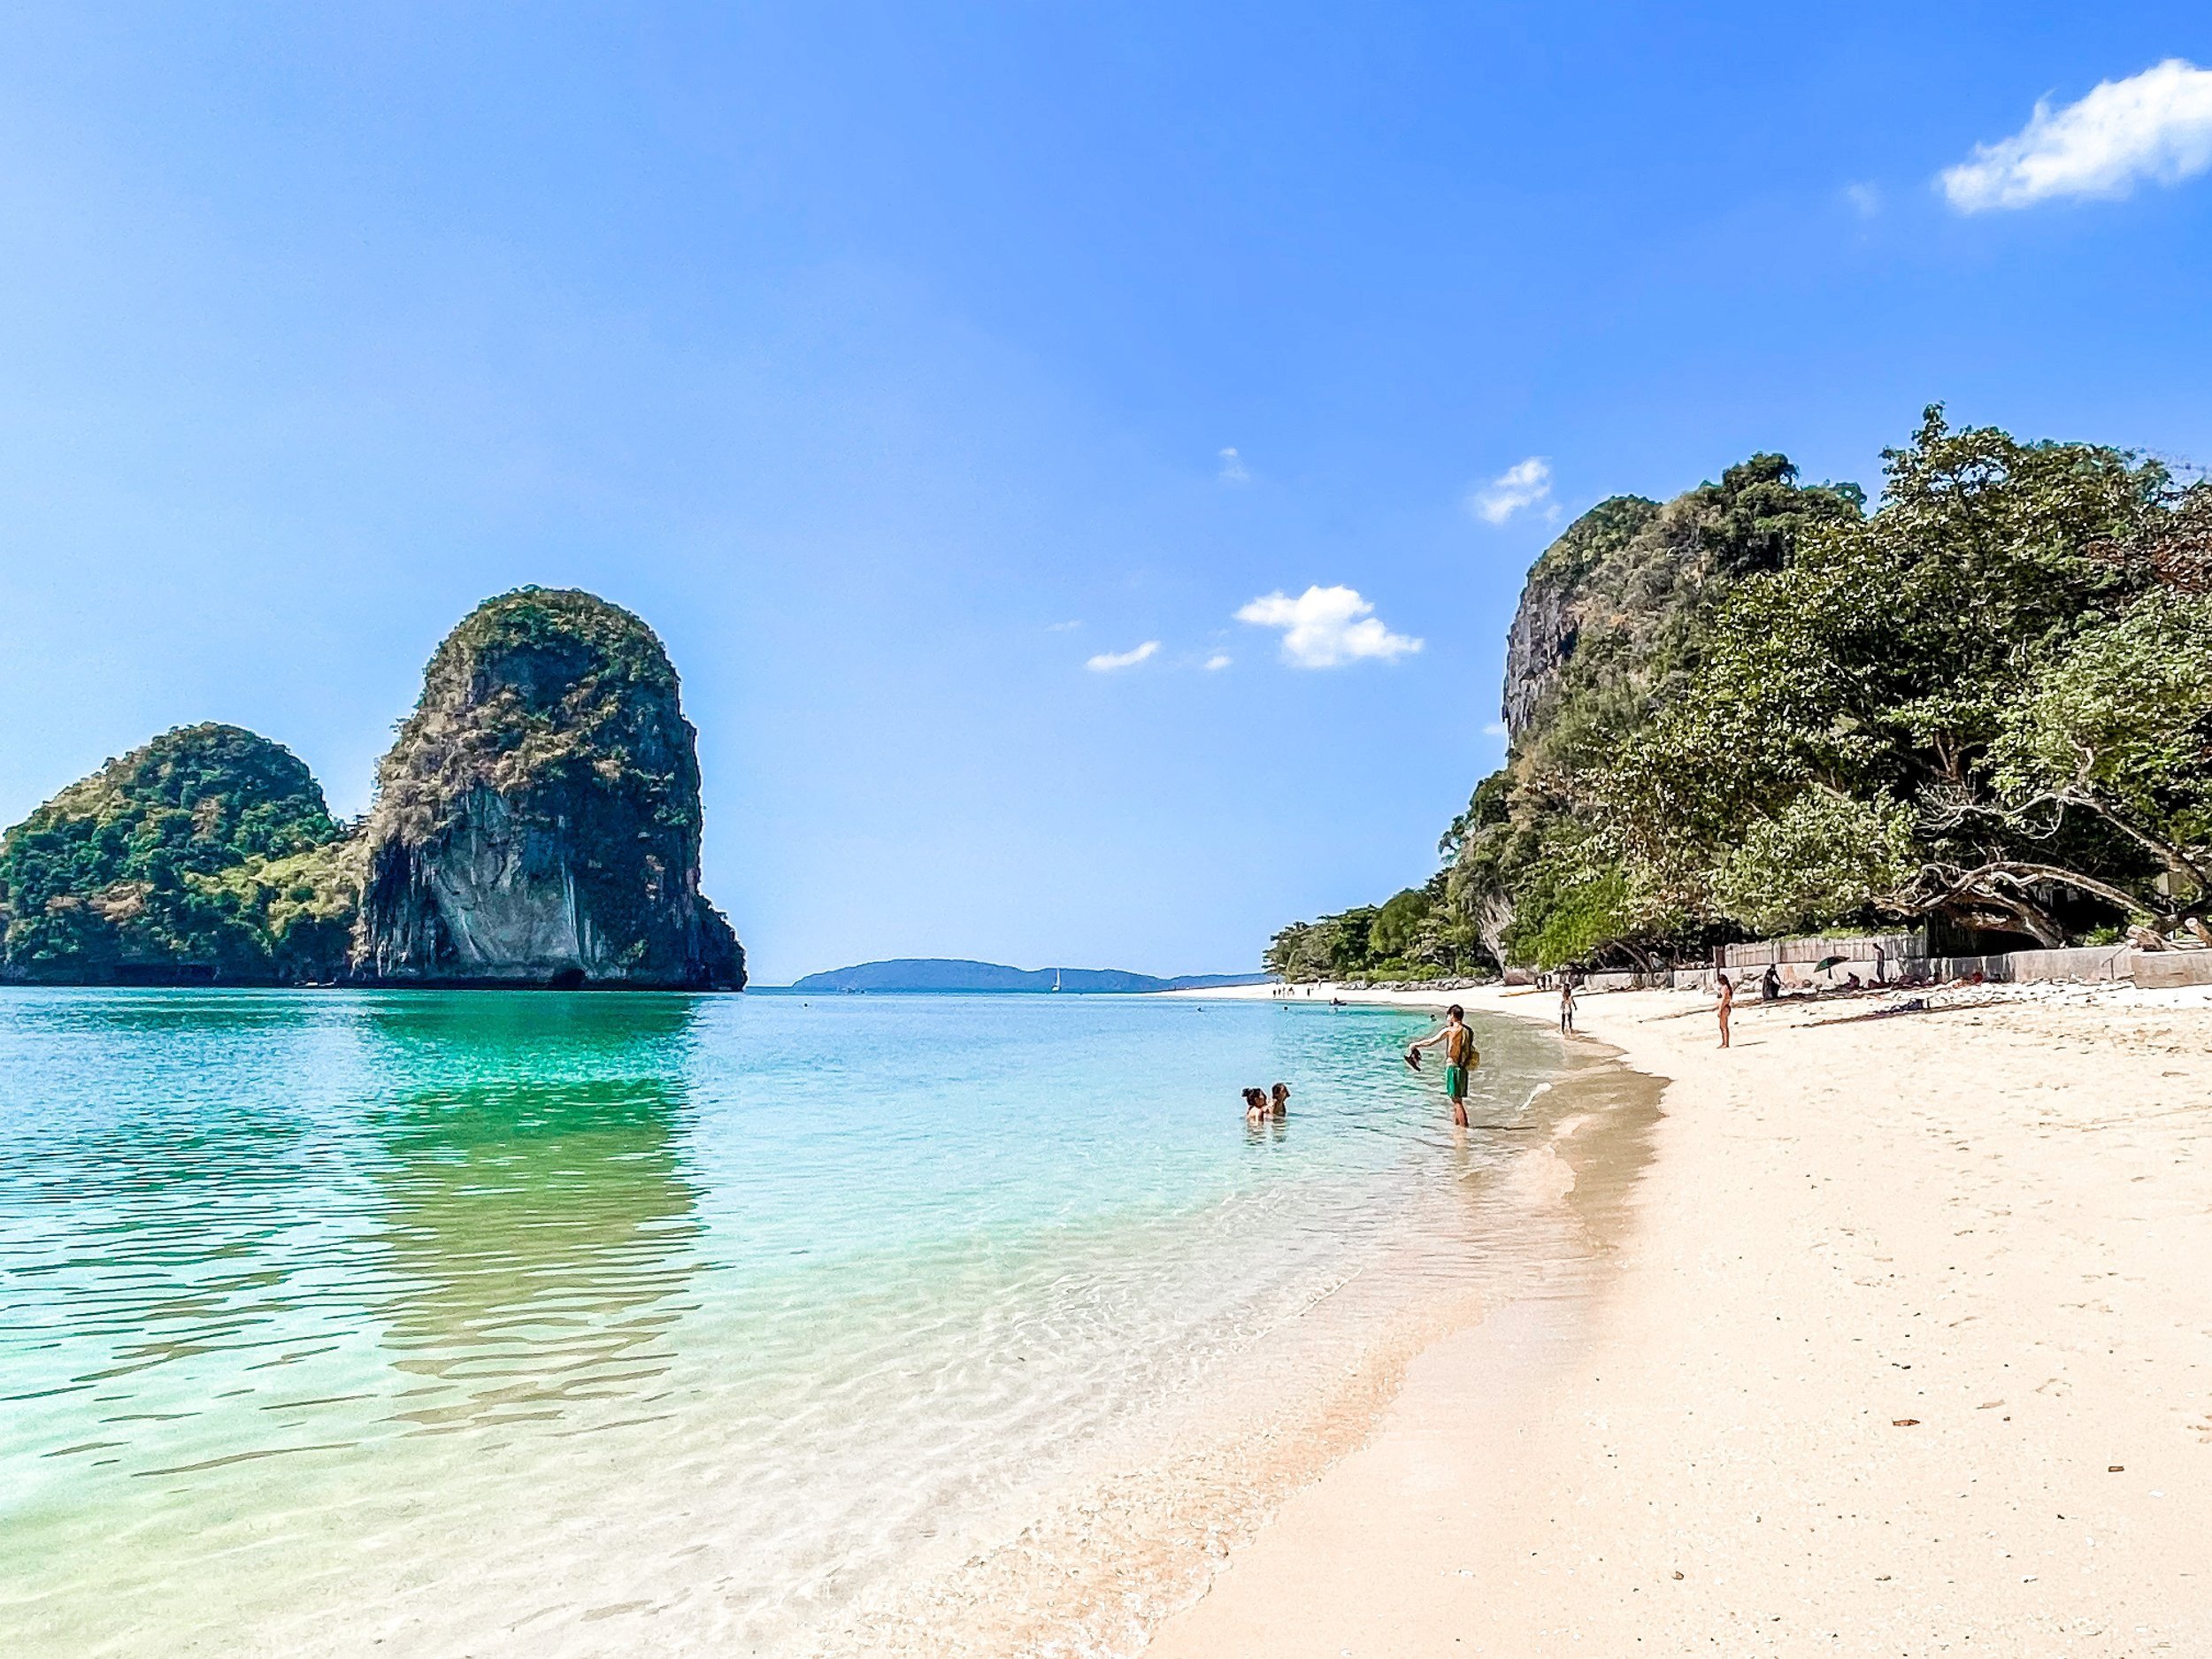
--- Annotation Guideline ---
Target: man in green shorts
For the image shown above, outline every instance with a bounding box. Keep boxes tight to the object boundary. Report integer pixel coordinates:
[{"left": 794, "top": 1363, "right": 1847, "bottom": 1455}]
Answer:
[{"left": 1407, "top": 1003, "right": 1477, "bottom": 1127}]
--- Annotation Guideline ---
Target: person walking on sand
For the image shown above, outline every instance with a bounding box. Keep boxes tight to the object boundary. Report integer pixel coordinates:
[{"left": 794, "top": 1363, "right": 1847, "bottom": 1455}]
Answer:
[
  {"left": 1717, "top": 972, "right": 1734, "bottom": 1048},
  {"left": 1407, "top": 1004, "right": 1478, "bottom": 1128},
  {"left": 1559, "top": 975, "right": 1577, "bottom": 1034}
]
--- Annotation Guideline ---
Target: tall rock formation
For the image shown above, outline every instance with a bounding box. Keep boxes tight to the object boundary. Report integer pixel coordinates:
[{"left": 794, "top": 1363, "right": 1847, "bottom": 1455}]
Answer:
[
  {"left": 1496, "top": 455, "right": 1863, "bottom": 744},
  {"left": 1499, "top": 495, "right": 1660, "bottom": 740},
  {"left": 359, "top": 588, "right": 744, "bottom": 988},
  {"left": 1453, "top": 456, "right": 1865, "bottom": 968}
]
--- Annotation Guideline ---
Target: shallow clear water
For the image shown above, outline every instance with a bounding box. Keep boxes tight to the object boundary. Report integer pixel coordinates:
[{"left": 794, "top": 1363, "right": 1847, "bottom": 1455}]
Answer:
[{"left": 0, "top": 988, "right": 1564, "bottom": 1657}]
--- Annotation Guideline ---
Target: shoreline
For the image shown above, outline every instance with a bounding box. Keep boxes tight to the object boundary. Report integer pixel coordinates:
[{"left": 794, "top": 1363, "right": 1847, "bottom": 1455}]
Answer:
[
  {"left": 1143, "top": 978, "right": 2212, "bottom": 1655},
  {"left": 799, "top": 1007, "right": 1660, "bottom": 1658}
]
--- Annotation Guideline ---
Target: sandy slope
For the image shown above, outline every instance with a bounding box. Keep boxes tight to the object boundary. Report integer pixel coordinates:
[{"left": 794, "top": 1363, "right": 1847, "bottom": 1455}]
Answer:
[{"left": 1143, "top": 981, "right": 2212, "bottom": 1656}]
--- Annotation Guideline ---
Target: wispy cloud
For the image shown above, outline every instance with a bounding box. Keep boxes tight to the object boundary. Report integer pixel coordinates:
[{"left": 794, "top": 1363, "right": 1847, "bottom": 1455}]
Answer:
[
  {"left": 1235, "top": 586, "right": 1421, "bottom": 669},
  {"left": 1217, "top": 446, "right": 1250, "bottom": 484},
  {"left": 1086, "top": 641, "right": 1160, "bottom": 672},
  {"left": 1483, "top": 720, "right": 1509, "bottom": 737},
  {"left": 1046, "top": 619, "right": 1082, "bottom": 633},
  {"left": 1843, "top": 180, "right": 1883, "bottom": 218},
  {"left": 1940, "top": 58, "right": 2212, "bottom": 211},
  {"left": 1202, "top": 652, "right": 1233, "bottom": 671},
  {"left": 1467, "top": 457, "right": 1553, "bottom": 524}
]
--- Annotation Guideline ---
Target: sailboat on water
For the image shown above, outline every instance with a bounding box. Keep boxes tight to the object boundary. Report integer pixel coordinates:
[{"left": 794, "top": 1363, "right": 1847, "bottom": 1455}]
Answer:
[{"left": 1051, "top": 967, "right": 1062, "bottom": 993}]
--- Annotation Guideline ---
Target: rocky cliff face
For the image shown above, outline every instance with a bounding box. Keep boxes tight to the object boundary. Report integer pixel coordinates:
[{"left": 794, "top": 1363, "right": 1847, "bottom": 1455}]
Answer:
[
  {"left": 1499, "top": 495, "right": 1659, "bottom": 741},
  {"left": 360, "top": 588, "right": 744, "bottom": 988},
  {"left": 1497, "top": 457, "right": 1865, "bottom": 744},
  {"left": 1453, "top": 457, "right": 1867, "bottom": 969}
]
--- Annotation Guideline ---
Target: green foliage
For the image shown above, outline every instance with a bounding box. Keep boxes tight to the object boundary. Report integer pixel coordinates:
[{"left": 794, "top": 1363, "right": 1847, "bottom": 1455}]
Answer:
[
  {"left": 1292, "top": 411, "right": 2212, "bottom": 972},
  {"left": 0, "top": 723, "right": 355, "bottom": 979},
  {"left": 1989, "top": 589, "right": 2212, "bottom": 866},
  {"left": 1707, "top": 791, "right": 1918, "bottom": 940},
  {"left": 196, "top": 837, "right": 368, "bottom": 979},
  {"left": 371, "top": 587, "right": 699, "bottom": 851},
  {"left": 1441, "top": 452, "right": 1867, "bottom": 968},
  {"left": 1614, "top": 412, "right": 2199, "bottom": 944},
  {"left": 1507, "top": 860, "right": 1632, "bottom": 972},
  {"left": 1267, "top": 872, "right": 1477, "bottom": 982},
  {"left": 1368, "top": 887, "right": 1432, "bottom": 959}
]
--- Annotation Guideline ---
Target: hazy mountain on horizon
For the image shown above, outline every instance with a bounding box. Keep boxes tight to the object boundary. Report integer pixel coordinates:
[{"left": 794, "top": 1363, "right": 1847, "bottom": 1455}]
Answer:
[{"left": 777, "top": 958, "right": 1269, "bottom": 995}]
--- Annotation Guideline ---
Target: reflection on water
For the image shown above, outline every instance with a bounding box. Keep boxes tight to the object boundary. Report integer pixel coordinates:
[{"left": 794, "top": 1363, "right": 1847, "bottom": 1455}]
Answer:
[
  {"left": 0, "top": 988, "right": 1571, "bottom": 1659},
  {"left": 361, "top": 992, "right": 707, "bottom": 1429},
  {"left": 373, "top": 1076, "right": 699, "bottom": 1431}
]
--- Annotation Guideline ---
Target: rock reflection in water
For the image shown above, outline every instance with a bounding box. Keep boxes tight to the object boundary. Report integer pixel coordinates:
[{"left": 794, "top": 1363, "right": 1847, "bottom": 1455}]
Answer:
[{"left": 359, "top": 995, "right": 703, "bottom": 1434}]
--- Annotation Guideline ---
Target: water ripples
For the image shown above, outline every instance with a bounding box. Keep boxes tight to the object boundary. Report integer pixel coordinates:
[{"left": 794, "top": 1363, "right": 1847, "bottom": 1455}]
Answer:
[{"left": 0, "top": 988, "right": 1563, "bottom": 1658}]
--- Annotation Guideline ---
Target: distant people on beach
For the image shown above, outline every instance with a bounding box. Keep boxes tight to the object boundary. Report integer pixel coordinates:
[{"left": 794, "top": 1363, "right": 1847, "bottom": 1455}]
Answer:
[
  {"left": 1761, "top": 964, "right": 1781, "bottom": 1002},
  {"left": 1717, "top": 973, "right": 1734, "bottom": 1048},
  {"left": 1406, "top": 1003, "right": 1478, "bottom": 1128},
  {"left": 1559, "top": 976, "right": 1577, "bottom": 1033},
  {"left": 1270, "top": 1082, "right": 1290, "bottom": 1117}
]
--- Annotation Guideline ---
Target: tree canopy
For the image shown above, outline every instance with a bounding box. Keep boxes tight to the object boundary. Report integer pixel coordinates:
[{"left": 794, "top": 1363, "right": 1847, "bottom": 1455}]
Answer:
[
  {"left": 1275, "top": 411, "right": 2212, "bottom": 978},
  {"left": 0, "top": 723, "right": 354, "bottom": 979}
]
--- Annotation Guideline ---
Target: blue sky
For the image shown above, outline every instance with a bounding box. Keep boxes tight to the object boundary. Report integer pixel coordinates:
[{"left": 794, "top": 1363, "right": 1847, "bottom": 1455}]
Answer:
[{"left": 2, "top": 4, "right": 2208, "bottom": 982}]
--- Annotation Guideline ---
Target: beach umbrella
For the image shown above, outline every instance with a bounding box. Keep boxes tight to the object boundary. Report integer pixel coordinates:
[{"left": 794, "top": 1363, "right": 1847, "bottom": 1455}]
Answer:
[{"left": 1816, "top": 955, "right": 1847, "bottom": 973}]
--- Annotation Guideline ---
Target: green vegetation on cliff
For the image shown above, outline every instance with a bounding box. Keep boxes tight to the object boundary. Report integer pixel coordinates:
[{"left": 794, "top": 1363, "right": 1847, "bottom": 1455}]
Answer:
[
  {"left": 0, "top": 724, "right": 356, "bottom": 980},
  {"left": 369, "top": 588, "right": 702, "bottom": 852},
  {"left": 1272, "top": 411, "right": 2212, "bottom": 979},
  {"left": 362, "top": 588, "right": 744, "bottom": 987},
  {"left": 1, "top": 588, "right": 747, "bottom": 989}
]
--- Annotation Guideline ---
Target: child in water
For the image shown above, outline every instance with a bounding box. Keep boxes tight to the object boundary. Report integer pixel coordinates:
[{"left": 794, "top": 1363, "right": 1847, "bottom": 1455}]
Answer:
[
  {"left": 1241, "top": 1087, "right": 1270, "bottom": 1123},
  {"left": 1270, "top": 1082, "right": 1289, "bottom": 1117}
]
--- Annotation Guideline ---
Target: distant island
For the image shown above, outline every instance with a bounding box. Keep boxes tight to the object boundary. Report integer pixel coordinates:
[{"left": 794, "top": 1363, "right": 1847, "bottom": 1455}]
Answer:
[{"left": 779, "top": 958, "right": 1268, "bottom": 995}]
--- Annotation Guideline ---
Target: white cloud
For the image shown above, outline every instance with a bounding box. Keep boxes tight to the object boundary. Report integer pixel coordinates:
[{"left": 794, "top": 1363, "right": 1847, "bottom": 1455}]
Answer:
[
  {"left": 1203, "top": 653, "right": 1233, "bottom": 671},
  {"left": 1844, "top": 181, "right": 1883, "bottom": 218},
  {"left": 1047, "top": 619, "right": 1082, "bottom": 633},
  {"left": 1467, "top": 457, "right": 1552, "bottom": 524},
  {"left": 1940, "top": 58, "right": 2212, "bottom": 211},
  {"left": 1234, "top": 586, "right": 1422, "bottom": 669},
  {"left": 1482, "top": 720, "right": 1509, "bottom": 737},
  {"left": 1086, "top": 641, "right": 1160, "bottom": 672},
  {"left": 1217, "top": 446, "right": 1250, "bottom": 484}
]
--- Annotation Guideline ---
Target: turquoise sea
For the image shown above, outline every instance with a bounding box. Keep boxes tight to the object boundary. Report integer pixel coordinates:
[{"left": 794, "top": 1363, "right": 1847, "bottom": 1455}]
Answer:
[{"left": 0, "top": 989, "right": 1573, "bottom": 1658}]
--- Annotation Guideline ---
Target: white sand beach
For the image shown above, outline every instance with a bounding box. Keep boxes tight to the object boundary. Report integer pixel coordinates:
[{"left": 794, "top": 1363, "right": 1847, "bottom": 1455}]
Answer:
[{"left": 1145, "top": 979, "right": 2212, "bottom": 1656}]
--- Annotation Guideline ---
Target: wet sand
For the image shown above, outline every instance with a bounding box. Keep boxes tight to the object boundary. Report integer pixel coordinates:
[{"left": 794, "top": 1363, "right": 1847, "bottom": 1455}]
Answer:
[
  {"left": 1144, "top": 981, "right": 2212, "bottom": 1656},
  {"left": 801, "top": 1020, "right": 1661, "bottom": 1658}
]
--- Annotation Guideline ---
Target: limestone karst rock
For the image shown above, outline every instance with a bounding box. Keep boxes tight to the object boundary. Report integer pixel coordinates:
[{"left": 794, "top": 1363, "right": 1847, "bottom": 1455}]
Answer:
[
  {"left": 1499, "top": 495, "right": 1660, "bottom": 741},
  {"left": 0, "top": 722, "right": 355, "bottom": 982},
  {"left": 359, "top": 588, "right": 744, "bottom": 988}
]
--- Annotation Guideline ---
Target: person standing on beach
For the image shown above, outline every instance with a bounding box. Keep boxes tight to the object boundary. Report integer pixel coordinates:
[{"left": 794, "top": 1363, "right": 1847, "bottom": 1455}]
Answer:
[
  {"left": 1559, "top": 976, "right": 1577, "bottom": 1034},
  {"left": 1717, "top": 973, "right": 1734, "bottom": 1048},
  {"left": 1407, "top": 1004, "right": 1478, "bottom": 1128}
]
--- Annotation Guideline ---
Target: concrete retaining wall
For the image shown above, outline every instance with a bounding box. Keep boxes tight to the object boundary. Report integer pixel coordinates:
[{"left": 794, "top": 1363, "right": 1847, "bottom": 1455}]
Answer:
[
  {"left": 1588, "top": 943, "right": 2205, "bottom": 993},
  {"left": 2135, "top": 951, "right": 2212, "bottom": 989},
  {"left": 2003, "top": 945, "right": 2135, "bottom": 983},
  {"left": 1717, "top": 933, "right": 1919, "bottom": 970}
]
